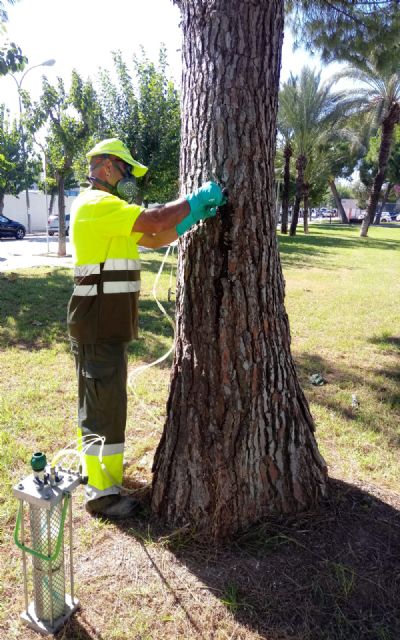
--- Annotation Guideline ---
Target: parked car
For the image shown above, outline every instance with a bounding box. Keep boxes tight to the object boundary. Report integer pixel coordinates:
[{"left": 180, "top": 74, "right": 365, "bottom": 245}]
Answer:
[
  {"left": 316, "top": 209, "right": 330, "bottom": 218},
  {"left": 379, "top": 211, "right": 397, "bottom": 223},
  {"left": 0, "top": 214, "right": 26, "bottom": 239},
  {"left": 48, "top": 214, "right": 70, "bottom": 236}
]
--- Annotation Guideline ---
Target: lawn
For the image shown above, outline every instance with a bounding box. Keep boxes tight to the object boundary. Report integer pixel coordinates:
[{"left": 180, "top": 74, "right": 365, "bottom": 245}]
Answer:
[{"left": 0, "top": 223, "right": 399, "bottom": 640}]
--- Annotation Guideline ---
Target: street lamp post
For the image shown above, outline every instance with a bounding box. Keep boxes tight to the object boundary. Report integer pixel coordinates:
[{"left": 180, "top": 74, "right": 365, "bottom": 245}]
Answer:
[{"left": 10, "top": 59, "right": 55, "bottom": 234}]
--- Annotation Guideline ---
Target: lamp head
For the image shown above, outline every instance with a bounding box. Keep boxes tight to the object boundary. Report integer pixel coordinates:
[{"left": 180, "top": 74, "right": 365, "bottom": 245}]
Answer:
[{"left": 41, "top": 59, "right": 56, "bottom": 67}]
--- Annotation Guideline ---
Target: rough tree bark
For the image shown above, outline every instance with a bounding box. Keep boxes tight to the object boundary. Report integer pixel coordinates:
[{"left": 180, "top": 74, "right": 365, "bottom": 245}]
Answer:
[
  {"left": 280, "top": 142, "right": 292, "bottom": 234},
  {"left": 151, "top": 0, "right": 327, "bottom": 539},
  {"left": 289, "top": 154, "right": 306, "bottom": 237},
  {"left": 360, "top": 101, "right": 400, "bottom": 237},
  {"left": 328, "top": 178, "right": 348, "bottom": 224}
]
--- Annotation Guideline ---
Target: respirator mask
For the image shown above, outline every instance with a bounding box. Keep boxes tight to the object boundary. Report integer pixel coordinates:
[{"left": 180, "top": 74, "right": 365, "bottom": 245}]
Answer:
[{"left": 89, "top": 155, "right": 139, "bottom": 203}]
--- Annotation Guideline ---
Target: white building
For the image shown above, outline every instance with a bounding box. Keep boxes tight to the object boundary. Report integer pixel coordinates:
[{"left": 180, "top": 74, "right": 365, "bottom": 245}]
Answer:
[
  {"left": 340, "top": 199, "right": 365, "bottom": 221},
  {"left": 3, "top": 191, "right": 78, "bottom": 232}
]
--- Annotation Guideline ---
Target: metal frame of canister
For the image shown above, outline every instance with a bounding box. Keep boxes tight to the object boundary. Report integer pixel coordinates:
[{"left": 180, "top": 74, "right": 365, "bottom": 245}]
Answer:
[{"left": 14, "top": 470, "right": 81, "bottom": 635}]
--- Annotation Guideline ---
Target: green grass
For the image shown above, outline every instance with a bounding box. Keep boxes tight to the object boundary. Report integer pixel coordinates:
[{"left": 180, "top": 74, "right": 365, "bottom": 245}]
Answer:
[
  {"left": 0, "top": 225, "right": 399, "bottom": 639},
  {"left": 278, "top": 223, "right": 400, "bottom": 489},
  {"left": 0, "top": 227, "right": 399, "bottom": 520}
]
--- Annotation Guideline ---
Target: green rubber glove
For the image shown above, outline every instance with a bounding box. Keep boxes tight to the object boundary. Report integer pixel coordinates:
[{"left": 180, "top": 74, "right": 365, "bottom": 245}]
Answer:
[
  {"left": 176, "top": 205, "right": 217, "bottom": 237},
  {"left": 185, "top": 181, "right": 226, "bottom": 222}
]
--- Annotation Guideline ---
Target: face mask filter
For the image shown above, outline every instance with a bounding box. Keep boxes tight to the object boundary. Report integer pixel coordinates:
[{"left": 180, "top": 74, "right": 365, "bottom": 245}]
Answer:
[{"left": 116, "top": 176, "right": 138, "bottom": 203}]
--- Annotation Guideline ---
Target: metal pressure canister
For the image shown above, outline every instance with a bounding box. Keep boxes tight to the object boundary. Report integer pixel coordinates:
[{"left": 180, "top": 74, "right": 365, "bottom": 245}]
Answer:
[{"left": 14, "top": 452, "right": 81, "bottom": 636}]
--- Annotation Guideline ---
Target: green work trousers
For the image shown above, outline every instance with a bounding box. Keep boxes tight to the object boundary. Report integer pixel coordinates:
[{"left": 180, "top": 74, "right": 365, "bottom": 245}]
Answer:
[{"left": 71, "top": 341, "right": 128, "bottom": 502}]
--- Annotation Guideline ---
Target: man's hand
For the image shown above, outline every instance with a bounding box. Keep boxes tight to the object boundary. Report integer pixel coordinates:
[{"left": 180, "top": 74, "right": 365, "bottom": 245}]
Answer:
[
  {"left": 186, "top": 181, "right": 226, "bottom": 222},
  {"left": 176, "top": 203, "right": 218, "bottom": 236}
]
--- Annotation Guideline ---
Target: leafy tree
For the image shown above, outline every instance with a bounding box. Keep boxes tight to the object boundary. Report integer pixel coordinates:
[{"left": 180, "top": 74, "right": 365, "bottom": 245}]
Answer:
[
  {"left": 24, "top": 71, "right": 102, "bottom": 255},
  {"left": 335, "top": 62, "right": 400, "bottom": 236},
  {"left": 287, "top": 1, "right": 400, "bottom": 73},
  {"left": 353, "top": 179, "right": 369, "bottom": 209},
  {"left": 97, "top": 47, "right": 180, "bottom": 204},
  {"left": 0, "top": 104, "right": 39, "bottom": 216},
  {"left": 0, "top": 41, "right": 26, "bottom": 76},
  {"left": 151, "top": 0, "right": 327, "bottom": 539},
  {"left": 321, "top": 138, "right": 362, "bottom": 222},
  {"left": 365, "top": 125, "right": 400, "bottom": 221},
  {"left": 366, "top": 127, "right": 400, "bottom": 187},
  {"left": 0, "top": 1, "right": 27, "bottom": 75}
]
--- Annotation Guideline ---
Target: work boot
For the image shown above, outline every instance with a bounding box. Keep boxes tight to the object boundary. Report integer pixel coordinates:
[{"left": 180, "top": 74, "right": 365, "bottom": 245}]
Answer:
[{"left": 85, "top": 494, "right": 141, "bottom": 519}]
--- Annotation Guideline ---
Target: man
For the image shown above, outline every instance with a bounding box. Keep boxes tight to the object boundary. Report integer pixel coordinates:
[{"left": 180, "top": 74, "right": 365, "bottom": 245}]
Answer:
[{"left": 67, "top": 138, "right": 225, "bottom": 519}]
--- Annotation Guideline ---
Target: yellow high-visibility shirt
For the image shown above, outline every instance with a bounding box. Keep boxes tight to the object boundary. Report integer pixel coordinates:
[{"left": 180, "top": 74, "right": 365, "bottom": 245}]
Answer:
[{"left": 67, "top": 189, "right": 144, "bottom": 344}]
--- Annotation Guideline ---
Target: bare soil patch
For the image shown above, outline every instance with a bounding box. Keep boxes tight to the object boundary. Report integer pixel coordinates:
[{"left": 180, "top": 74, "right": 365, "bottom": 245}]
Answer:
[{"left": 7, "top": 477, "right": 396, "bottom": 640}]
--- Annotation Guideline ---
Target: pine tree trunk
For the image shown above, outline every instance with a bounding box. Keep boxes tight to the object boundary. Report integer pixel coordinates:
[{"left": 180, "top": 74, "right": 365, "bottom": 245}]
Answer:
[
  {"left": 152, "top": 0, "right": 327, "bottom": 539},
  {"left": 289, "top": 154, "right": 306, "bottom": 237},
  {"left": 281, "top": 142, "right": 292, "bottom": 234},
  {"left": 329, "top": 178, "right": 348, "bottom": 223},
  {"left": 360, "top": 102, "right": 400, "bottom": 237}
]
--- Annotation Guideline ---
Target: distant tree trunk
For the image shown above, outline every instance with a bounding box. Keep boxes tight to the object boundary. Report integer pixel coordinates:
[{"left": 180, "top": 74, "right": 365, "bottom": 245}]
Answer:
[
  {"left": 0, "top": 192, "right": 4, "bottom": 216},
  {"left": 374, "top": 182, "right": 392, "bottom": 224},
  {"left": 281, "top": 142, "right": 292, "bottom": 234},
  {"left": 151, "top": 0, "right": 327, "bottom": 540},
  {"left": 57, "top": 173, "right": 66, "bottom": 257},
  {"left": 49, "top": 190, "right": 56, "bottom": 215},
  {"left": 303, "top": 182, "right": 309, "bottom": 233},
  {"left": 360, "top": 102, "right": 400, "bottom": 237},
  {"left": 289, "top": 154, "right": 306, "bottom": 236},
  {"left": 329, "top": 178, "right": 348, "bottom": 223}
]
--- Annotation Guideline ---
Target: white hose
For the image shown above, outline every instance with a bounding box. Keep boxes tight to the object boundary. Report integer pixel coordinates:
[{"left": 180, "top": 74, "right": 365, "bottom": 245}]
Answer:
[
  {"left": 127, "top": 244, "right": 177, "bottom": 427},
  {"left": 50, "top": 246, "right": 177, "bottom": 493},
  {"left": 128, "top": 243, "right": 176, "bottom": 389}
]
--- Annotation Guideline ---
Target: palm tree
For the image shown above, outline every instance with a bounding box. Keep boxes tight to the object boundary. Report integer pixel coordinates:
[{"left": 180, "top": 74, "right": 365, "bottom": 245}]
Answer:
[
  {"left": 277, "top": 79, "right": 296, "bottom": 234},
  {"left": 334, "top": 62, "right": 400, "bottom": 237},
  {"left": 278, "top": 67, "right": 348, "bottom": 236}
]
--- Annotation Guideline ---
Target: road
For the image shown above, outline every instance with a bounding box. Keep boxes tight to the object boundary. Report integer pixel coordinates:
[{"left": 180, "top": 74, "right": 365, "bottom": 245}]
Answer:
[{"left": 0, "top": 234, "right": 73, "bottom": 272}]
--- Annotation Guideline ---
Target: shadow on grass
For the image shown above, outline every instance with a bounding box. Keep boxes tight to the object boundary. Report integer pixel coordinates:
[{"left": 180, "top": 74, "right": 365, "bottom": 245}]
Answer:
[
  {"left": 117, "top": 478, "right": 400, "bottom": 640},
  {"left": 293, "top": 344, "right": 400, "bottom": 443},
  {"left": 0, "top": 269, "right": 175, "bottom": 361},
  {"left": 55, "top": 615, "right": 106, "bottom": 640},
  {"left": 278, "top": 224, "right": 399, "bottom": 270},
  {"left": 369, "top": 334, "right": 400, "bottom": 352}
]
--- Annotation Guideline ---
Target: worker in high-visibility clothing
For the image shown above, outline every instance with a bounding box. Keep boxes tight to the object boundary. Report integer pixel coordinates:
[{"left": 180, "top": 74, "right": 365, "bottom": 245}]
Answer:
[{"left": 67, "top": 138, "right": 226, "bottom": 519}]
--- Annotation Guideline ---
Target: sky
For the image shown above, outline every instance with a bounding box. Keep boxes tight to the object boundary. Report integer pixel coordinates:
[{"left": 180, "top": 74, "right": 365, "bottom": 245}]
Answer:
[{"left": 0, "top": 0, "right": 340, "bottom": 118}]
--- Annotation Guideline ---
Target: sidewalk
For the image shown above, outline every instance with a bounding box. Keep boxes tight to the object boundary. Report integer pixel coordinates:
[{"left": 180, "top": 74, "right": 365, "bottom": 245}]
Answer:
[{"left": 0, "top": 235, "right": 73, "bottom": 272}]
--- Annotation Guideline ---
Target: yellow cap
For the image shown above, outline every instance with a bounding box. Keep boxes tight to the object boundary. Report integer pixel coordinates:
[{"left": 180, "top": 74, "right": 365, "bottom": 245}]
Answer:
[{"left": 86, "top": 138, "right": 148, "bottom": 177}]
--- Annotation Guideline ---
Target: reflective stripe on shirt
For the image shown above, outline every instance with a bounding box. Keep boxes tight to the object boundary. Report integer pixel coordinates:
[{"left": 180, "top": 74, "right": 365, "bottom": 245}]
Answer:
[
  {"left": 74, "top": 264, "right": 101, "bottom": 277},
  {"left": 74, "top": 284, "right": 98, "bottom": 296},
  {"left": 103, "top": 258, "right": 141, "bottom": 271},
  {"left": 103, "top": 281, "right": 141, "bottom": 294}
]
